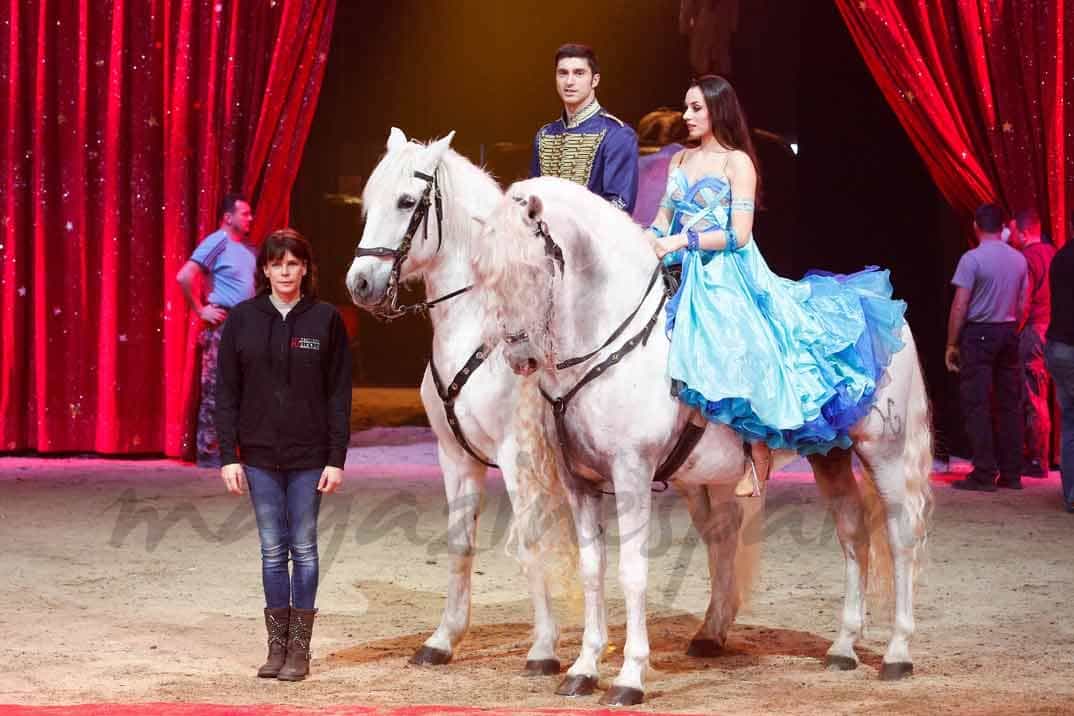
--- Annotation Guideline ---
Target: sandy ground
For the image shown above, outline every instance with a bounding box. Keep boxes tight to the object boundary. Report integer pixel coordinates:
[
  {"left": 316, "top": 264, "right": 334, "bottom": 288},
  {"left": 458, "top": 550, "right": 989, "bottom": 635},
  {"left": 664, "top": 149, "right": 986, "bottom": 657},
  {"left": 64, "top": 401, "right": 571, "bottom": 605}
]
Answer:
[{"left": 2, "top": 426, "right": 1073, "bottom": 715}]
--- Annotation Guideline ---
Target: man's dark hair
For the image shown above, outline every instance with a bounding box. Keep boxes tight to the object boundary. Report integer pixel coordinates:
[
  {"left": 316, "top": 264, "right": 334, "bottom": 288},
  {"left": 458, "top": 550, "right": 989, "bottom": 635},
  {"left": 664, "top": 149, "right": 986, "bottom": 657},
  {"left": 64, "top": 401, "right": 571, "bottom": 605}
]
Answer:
[
  {"left": 974, "top": 203, "right": 1006, "bottom": 233},
  {"left": 219, "top": 193, "right": 248, "bottom": 220},
  {"left": 554, "top": 43, "right": 599, "bottom": 75},
  {"left": 1014, "top": 207, "right": 1041, "bottom": 233}
]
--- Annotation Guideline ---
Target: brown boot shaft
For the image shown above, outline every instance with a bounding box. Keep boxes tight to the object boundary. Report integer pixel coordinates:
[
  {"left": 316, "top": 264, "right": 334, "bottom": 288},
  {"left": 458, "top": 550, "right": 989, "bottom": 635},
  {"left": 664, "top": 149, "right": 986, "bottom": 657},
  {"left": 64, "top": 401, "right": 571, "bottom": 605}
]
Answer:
[
  {"left": 277, "top": 607, "right": 316, "bottom": 681},
  {"left": 257, "top": 607, "right": 290, "bottom": 678}
]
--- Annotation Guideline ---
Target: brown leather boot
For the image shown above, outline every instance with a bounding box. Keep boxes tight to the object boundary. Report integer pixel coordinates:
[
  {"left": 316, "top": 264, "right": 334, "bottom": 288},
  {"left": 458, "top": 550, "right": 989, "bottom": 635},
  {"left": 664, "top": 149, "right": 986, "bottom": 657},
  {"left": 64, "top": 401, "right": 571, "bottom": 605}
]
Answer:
[
  {"left": 257, "top": 607, "right": 290, "bottom": 678},
  {"left": 735, "top": 442, "right": 772, "bottom": 497},
  {"left": 277, "top": 607, "right": 317, "bottom": 681}
]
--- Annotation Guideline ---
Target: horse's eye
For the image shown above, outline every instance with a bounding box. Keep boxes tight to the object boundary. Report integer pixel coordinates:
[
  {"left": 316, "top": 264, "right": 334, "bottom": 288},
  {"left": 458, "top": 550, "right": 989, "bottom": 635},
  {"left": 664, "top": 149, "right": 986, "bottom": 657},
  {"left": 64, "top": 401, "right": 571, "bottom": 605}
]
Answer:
[{"left": 397, "top": 195, "right": 417, "bottom": 210}]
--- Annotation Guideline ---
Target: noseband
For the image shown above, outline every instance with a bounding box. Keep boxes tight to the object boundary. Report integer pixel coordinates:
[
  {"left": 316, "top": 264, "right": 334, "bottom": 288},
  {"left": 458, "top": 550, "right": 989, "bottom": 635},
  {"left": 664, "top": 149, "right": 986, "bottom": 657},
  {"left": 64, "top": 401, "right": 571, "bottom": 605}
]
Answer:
[{"left": 354, "top": 167, "right": 461, "bottom": 321}]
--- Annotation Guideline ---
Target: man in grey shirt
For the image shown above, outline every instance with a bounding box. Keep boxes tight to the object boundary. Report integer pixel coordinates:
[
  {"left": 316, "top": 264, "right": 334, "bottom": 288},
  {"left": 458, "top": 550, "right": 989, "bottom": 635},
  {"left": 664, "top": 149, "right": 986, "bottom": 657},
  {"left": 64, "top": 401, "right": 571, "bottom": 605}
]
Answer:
[{"left": 945, "top": 203, "right": 1028, "bottom": 491}]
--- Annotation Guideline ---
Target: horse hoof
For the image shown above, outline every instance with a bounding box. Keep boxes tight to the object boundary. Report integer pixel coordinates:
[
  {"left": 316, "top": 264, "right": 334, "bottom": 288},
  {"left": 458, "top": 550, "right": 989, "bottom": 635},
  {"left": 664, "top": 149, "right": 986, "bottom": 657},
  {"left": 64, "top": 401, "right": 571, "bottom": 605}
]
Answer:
[
  {"left": 523, "top": 659, "right": 561, "bottom": 676},
  {"left": 555, "top": 674, "right": 599, "bottom": 697},
  {"left": 879, "top": 661, "right": 913, "bottom": 680},
  {"left": 825, "top": 654, "right": 859, "bottom": 671},
  {"left": 599, "top": 685, "right": 645, "bottom": 706},
  {"left": 409, "top": 646, "right": 452, "bottom": 666},
  {"left": 686, "top": 638, "right": 724, "bottom": 658}
]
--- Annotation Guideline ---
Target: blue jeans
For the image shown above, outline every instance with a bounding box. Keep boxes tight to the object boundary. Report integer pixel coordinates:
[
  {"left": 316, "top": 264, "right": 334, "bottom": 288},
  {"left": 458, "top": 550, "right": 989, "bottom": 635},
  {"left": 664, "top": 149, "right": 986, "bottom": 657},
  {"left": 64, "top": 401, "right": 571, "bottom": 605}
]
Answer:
[
  {"left": 1044, "top": 340, "right": 1074, "bottom": 510},
  {"left": 245, "top": 466, "right": 323, "bottom": 609}
]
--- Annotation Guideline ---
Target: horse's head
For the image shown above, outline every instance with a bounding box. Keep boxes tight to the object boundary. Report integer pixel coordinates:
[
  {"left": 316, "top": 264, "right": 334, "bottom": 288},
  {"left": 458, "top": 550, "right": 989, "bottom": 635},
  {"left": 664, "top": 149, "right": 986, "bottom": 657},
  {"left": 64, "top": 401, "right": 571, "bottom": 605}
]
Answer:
[
  {"left": 474, "top": 177, "right": 659, "bottom": 378},
  {"left": 472, "top": 187, "right": 564, "bottom": 376},
  {"left": 346, "top": 127, "right": 456, "bottom": 314}
]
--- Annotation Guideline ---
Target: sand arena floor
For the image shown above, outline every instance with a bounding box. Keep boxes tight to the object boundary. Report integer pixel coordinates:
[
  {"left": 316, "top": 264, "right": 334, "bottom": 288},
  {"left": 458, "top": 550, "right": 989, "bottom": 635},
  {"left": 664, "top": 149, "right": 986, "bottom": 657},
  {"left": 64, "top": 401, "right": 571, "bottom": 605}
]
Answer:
[{"left": 2, "top": 426, "right": 1072, "bottom": 714}]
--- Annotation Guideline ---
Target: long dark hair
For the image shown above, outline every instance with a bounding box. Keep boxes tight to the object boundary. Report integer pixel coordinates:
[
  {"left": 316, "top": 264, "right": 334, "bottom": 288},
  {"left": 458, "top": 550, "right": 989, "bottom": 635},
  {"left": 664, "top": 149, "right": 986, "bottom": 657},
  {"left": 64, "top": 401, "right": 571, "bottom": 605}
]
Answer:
[
  {"left": 690, "top": 75, "right": 762, "bottom": 195},
  {"left": 256, "top": 228, "right": 319, "bottom": 298}
]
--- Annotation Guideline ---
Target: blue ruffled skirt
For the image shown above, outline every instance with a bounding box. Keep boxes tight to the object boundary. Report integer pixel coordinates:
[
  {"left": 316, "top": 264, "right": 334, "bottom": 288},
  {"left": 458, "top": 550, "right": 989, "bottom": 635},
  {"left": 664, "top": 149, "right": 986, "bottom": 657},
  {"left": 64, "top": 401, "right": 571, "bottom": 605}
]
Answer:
[{"left": 663, "top": 243, "right": 906, "bottom": 455}]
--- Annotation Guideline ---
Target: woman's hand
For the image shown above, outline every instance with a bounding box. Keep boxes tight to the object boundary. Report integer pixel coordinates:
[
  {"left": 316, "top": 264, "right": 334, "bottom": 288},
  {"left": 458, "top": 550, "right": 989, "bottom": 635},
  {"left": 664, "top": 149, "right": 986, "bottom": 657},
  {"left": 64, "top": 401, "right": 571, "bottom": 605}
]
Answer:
[
  {"left": 318, "top": 466, "right": 344, "bottom": 494},
  {"left": 221, "top": 462, "right": 247, "bottom": 495},
  {"left": 648, "top": 234, "right": 673, "bottom": 259}
]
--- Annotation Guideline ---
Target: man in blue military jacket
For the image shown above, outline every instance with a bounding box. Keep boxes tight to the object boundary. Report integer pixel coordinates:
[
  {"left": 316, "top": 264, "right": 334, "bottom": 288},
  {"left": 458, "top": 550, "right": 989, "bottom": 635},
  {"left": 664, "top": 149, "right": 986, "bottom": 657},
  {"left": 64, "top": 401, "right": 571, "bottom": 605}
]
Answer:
[{"left": 531, "top": 43, "right": 640, "bottom": 214}]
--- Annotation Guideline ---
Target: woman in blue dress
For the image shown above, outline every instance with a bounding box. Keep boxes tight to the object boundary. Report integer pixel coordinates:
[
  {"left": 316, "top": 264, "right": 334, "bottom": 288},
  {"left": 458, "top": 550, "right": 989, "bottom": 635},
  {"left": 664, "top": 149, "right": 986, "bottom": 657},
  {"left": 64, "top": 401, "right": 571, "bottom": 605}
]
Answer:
[{"left": 646, "top": 75, "right": 907, "bottom": 496}]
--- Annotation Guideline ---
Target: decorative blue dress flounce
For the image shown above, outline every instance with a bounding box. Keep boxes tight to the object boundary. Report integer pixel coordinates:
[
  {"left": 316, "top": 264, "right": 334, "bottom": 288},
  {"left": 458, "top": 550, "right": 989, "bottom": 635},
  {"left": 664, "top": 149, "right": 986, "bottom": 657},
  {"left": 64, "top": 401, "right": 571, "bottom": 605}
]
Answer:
[{"left": 660, "top": 169, "right": 906, "bottom": 455}]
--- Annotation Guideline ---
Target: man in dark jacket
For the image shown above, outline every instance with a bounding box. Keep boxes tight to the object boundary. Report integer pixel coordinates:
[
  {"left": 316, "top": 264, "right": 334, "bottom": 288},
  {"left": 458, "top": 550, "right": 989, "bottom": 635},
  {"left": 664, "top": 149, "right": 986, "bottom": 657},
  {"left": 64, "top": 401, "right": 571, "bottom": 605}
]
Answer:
[{"left": 1044, "top": 211, "right": 1074, "bottom": 513}]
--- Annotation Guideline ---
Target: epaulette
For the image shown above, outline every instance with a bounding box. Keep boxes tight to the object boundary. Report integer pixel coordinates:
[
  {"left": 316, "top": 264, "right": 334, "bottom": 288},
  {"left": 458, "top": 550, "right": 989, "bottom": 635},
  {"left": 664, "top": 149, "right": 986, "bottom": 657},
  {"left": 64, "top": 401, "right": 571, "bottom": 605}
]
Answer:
[
  {"left": 539, "top": 118, "right": 563, "bottom": 135},
  {"left": 600, "top": 111, "right": 625, "bottom": 127}
]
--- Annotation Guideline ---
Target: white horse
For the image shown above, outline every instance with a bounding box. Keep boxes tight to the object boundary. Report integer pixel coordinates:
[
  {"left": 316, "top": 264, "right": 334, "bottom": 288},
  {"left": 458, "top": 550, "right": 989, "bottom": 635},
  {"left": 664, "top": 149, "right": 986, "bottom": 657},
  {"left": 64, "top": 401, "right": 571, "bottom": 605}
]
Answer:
[
  {"left": 346, "top": 130, "right": 756, "bottom": 678},
  {"left": 471, "top": 177, "right": 934, "bottom": 705},
  {"left": 345, "top": 129, "right": 564, "bottom": 674}
]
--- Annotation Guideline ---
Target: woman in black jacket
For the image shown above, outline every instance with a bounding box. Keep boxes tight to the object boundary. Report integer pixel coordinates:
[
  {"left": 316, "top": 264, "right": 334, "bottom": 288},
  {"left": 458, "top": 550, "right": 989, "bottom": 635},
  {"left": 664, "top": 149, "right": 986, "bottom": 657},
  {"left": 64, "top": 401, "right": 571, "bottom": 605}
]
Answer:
[{"left": 215, "top": 228, "right": 352, "bottom": 681}]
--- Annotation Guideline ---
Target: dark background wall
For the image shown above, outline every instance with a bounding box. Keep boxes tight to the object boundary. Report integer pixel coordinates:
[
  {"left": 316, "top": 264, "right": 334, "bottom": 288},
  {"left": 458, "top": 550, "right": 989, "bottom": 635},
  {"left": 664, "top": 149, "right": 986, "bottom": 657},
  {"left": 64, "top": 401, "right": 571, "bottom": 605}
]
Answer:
[{"left": 290, "top": 0, "right": 964, "bottom": 458}]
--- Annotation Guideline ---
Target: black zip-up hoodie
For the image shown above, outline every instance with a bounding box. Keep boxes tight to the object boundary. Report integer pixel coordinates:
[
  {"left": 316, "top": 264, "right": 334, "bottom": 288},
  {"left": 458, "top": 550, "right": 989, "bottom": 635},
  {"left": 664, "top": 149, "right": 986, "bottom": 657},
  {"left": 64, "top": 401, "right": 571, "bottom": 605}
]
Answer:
[{"left": 215, "top": 293, "right": 352, "bottom": 470}]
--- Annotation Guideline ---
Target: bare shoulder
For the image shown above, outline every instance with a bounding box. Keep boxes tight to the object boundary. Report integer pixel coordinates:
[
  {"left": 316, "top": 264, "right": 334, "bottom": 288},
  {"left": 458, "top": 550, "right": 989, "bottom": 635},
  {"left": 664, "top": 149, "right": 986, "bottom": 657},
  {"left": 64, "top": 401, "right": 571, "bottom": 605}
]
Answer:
[{"left": 726, "top": 149, "right": 756, "bottom": 174}]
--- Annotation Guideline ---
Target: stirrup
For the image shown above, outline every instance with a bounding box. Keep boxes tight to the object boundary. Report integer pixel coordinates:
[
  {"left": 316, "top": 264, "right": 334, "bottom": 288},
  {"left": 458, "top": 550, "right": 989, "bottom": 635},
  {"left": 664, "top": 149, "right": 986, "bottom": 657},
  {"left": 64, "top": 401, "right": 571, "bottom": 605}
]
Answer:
[{"left": 734, "top": 458, "right": 764, "bottom": 498}]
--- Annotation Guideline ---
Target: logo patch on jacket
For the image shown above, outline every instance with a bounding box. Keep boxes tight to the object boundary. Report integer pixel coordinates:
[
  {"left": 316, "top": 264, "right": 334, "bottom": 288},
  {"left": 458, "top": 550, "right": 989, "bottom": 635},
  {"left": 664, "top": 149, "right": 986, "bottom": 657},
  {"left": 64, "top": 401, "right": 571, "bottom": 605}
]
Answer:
[{"left": 291, "top": 337, "right": 321, "bottom": 351}]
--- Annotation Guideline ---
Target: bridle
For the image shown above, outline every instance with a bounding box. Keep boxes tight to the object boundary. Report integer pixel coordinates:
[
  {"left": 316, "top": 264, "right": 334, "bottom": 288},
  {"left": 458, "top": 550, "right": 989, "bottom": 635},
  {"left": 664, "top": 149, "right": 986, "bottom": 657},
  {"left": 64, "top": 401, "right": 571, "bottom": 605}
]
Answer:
[
  {"left": 353, "top": 165, "right": 471, "bottom": 321},
  {"left": 352, "top": 157, "right": 496, "bottom": 468}
]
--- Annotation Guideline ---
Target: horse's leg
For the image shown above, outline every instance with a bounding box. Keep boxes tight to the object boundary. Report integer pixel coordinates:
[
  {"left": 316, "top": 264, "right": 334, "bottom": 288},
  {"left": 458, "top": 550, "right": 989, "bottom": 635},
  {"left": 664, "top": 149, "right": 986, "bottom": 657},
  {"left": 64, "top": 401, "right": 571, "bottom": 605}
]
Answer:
[
  {"left": 555, "top": 484, "right": 606, "bottom": 697},
  {"left": 520, "top": 548, "right": 560, "bottom": 674},
  {"left": 853, "top": 343, "right": 934, "bottom": 680},
  {"left": 686, "top": 486, "right": 744, "bottom": 656},
  {"left": 807, "top": 447, "right": 869, "bottom": 671},
  {"left": 498, "top": 433, "right": 561, "bottom": 675},
  {"left": 854, "top": 448, "right": 929, "bottom": 680},
  {"left": 678, "top": 485, "right": 719, "bottom": 655},
  {"left": 411, "top": 443, "right": 486, "bottom": 665},
  {"left": 600, "top": 472, "right": 654, "bottom": 706}
]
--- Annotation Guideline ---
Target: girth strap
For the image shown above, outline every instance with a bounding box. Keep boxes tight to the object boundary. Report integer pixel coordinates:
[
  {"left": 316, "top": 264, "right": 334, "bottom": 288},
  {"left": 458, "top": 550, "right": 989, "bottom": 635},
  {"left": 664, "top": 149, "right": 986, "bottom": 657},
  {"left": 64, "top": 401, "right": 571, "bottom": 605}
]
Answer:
[
  {"left": 430, "top": 344, "right": 498, "bottom": 468},
  {"left": 540, "top": 280, "right": 674, "bottom": 493},
  {"left": 651, "top": 422, "right": 705, "bottom": 491}
]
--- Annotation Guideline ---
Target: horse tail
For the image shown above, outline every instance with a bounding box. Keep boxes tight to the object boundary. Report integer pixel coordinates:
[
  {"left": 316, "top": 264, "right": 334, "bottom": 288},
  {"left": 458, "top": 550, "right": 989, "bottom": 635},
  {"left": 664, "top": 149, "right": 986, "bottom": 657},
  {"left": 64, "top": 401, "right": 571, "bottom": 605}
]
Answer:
[
  {"left": 505, "top": 375, "right": 579, "bottom": 602},
  {"left": 860, "top": 352, "right": 934, "bottom": 611}
]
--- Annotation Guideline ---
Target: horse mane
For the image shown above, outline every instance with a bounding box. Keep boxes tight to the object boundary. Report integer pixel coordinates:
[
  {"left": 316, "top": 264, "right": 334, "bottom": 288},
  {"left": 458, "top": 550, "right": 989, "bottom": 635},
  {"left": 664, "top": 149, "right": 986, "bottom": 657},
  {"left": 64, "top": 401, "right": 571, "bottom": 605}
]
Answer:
[
  {"left": 511, "top": 177, "right": 654, "bottom": 266},
  {"left": 363, "top": 137, "right": 502, "bottom": 265},
  {"left": 473, "top": 176, "right": 657, "bottom": 354}
]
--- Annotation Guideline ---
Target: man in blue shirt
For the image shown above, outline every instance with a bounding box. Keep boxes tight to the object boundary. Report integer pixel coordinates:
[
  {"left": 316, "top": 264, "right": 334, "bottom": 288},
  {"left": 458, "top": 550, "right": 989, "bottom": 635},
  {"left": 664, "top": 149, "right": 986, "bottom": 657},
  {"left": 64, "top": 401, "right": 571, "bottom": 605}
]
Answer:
[
  {"left": 176, "top": 193, "right": 256, "bottom": 466},
  {"left": 945, "top": 203, "right": 1028, "bottom": 491},
  {"left": 532, "top": 44, "right": 639, "bottom": 214}
]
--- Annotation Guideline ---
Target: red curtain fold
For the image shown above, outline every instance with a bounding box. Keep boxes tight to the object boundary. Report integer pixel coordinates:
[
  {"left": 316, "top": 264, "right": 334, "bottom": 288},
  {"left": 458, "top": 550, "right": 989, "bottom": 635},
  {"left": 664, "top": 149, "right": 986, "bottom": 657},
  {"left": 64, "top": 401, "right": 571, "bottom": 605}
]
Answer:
[
  {"left": 836, "top": 0, "right": 1072, "bottom": 247},
  {"left": 1, "top": 0, "right": 335, "bottom": 456}
]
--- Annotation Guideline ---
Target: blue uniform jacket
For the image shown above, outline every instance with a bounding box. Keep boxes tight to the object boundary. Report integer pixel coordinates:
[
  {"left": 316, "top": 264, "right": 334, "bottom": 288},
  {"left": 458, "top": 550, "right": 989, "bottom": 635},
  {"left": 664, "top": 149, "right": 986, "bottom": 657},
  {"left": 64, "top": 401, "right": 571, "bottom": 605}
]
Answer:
[{"left": 531, "top": 100, "right": 639, "bottom": 213}]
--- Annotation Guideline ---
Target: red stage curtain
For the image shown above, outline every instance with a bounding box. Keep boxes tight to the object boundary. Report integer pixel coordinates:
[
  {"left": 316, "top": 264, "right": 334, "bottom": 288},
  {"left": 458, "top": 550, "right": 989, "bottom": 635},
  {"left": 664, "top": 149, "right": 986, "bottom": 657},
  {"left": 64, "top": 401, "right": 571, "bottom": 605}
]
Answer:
[
  {"left": 0, "top": 0, "right": 335, "bottom": 456},
  {"left": 836, "top": 0, "right": 1072, "bottom": 247}
]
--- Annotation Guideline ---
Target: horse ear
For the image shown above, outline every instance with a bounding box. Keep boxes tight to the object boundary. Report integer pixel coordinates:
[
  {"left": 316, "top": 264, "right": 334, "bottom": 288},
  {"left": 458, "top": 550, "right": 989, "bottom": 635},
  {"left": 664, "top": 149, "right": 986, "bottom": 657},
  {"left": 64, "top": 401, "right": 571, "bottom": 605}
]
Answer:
[
  {"left": 527, "top": 195, "right": 544, "bottom": 222},
  {"left": 387, "top": 127, "right": 407, "bottom": 151},
  {"left": 425, "top": 130, "right": 456, "bottom": 167}
]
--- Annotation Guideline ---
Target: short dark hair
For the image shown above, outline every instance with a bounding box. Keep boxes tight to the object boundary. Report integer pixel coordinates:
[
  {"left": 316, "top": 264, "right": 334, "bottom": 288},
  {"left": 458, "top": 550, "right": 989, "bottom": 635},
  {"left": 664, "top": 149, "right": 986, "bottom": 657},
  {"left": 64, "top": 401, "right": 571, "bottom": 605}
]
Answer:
[
  {"left": 1014, "top": 207, "right": 1041, "bottom": 233},
  {"left": 974, "top": 203, "right": 1006, "bottom": 233},
  {"left": 219, "top": 193, "right": 248, "bottom": 220},
  {"left": 554, "top": 43, "right": 599, "bottom": 75},
  {"left": 256, "top": 228, "right": 318, "bottom": 298}
]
